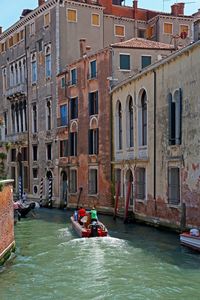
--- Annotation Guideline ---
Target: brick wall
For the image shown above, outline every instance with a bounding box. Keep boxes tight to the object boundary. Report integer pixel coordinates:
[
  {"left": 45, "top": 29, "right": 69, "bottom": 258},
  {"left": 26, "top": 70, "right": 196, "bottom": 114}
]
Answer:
[{"left": 0, "top": 182, "right": 15, "bottom": 260}]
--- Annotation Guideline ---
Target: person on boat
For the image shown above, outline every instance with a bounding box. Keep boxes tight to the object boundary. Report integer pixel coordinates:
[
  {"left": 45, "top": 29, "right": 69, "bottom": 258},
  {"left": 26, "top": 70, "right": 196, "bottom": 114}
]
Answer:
[
  {"left": 74, "top": 208, "right": 78, "bottom": 222},
  {"left": 90, "top": 206, "right": 98, "bottom": 223},
  {"left": 78, "top": 206, "right": 86, "bottom": 225}
]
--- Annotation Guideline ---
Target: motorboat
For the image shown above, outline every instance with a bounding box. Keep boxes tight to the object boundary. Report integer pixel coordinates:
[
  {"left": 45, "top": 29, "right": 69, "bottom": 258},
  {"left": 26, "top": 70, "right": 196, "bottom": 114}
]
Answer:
[
  {"left": 70, "top": 215, "right": 108, "bottom": 238},
  {"left": 180, "top": 229, "right": 200, "bottom": 252}
]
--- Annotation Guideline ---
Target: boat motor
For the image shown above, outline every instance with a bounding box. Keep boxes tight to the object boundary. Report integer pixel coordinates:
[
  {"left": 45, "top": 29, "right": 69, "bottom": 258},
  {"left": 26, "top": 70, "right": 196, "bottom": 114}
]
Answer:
[{"left": 90, "top": 221, "right": 99, "bottom": 237}]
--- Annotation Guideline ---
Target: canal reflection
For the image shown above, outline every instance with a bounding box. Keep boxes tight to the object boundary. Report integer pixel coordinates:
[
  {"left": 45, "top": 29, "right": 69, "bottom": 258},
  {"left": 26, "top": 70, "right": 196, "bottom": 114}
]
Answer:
[{"left": 1, "top": 208, "right": 200, "bottom": 300}]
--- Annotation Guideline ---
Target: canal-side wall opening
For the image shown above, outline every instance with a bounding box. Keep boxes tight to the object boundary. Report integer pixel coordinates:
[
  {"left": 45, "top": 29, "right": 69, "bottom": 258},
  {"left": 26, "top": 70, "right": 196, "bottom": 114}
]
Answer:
[{"left": 0, "top": 180, "right": 15, "bottom": 266}]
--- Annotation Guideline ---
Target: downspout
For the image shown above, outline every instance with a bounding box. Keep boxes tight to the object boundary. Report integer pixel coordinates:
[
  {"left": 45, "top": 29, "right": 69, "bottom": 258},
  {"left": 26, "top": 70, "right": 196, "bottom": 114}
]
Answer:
[{"left": 153, "top": 70, "right": 157, "bottom": 214}]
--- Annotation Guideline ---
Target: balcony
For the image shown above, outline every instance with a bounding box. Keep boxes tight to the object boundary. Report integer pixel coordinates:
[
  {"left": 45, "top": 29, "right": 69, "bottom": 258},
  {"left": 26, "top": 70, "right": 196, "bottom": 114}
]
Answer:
[{"left": 6, "top": 83, "right": 26, "bottom": 99}]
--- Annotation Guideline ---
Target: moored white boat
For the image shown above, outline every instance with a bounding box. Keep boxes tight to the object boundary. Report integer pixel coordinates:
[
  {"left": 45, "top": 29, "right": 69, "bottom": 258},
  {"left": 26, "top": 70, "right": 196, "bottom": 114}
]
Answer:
[{"left": 180, "top": 231, "right": 200, "bottom": 252}]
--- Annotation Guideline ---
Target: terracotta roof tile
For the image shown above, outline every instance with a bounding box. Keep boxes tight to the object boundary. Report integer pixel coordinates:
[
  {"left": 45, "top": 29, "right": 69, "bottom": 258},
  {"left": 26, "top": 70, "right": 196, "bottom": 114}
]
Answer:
[{"left": 111, "top": 38, "right": 175, "bottom": 50}]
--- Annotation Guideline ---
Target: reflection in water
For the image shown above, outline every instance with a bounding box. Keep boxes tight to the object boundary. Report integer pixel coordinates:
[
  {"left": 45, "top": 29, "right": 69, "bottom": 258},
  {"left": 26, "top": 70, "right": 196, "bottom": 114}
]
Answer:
[{"left": 0, "top": 209, "right": 200, "bottom": 300}]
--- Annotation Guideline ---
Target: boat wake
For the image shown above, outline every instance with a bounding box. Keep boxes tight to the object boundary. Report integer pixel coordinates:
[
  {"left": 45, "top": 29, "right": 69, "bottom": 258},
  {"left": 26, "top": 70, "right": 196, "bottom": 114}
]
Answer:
[{"left": 57, "top": 228, "right": 73, "bottom": 238}]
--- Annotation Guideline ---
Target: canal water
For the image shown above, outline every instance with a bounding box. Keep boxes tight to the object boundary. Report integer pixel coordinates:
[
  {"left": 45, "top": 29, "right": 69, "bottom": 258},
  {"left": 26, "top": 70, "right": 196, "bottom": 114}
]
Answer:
[{"left": 1, "top": 209, "right": 200, "bottom": 300}]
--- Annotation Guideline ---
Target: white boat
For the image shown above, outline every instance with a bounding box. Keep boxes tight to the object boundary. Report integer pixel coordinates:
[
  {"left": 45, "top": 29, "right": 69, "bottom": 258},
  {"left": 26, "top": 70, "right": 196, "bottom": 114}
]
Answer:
[{"left": 180, "top": 231, "right": 200, "bottom": 252}]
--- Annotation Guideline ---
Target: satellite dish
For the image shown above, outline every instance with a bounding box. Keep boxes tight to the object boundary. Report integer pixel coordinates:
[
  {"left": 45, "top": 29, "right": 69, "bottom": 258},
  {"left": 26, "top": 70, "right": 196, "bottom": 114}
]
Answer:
[{"left": 180, "top": 31, "right": 188, "bottom": 39}]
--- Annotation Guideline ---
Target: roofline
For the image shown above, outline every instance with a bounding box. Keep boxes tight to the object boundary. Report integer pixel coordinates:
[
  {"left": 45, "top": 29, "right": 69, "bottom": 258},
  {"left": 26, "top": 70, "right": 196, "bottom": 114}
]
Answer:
[
  {"left": 111, "top": 45, "right": 175, "bottom": 50},
  {"left": 111, "top": 40, "right": 200, "bottom": 94}
]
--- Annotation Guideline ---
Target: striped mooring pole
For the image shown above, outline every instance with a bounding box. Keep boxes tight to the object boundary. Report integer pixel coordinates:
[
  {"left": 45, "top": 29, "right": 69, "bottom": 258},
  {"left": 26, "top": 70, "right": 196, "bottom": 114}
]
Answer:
[
  {"left": 39, "top": 177, "right": 44, "bottom": 207},
  {"left": 18, "top": 176, "right": 22, "bottom": 200},
  {"left": 48, "top": 179, "right": 53, "bottom": 208}
]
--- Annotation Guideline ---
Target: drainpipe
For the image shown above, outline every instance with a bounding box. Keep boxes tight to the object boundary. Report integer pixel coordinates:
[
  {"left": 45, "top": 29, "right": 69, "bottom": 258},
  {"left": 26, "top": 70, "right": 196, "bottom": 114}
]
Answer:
[{"left": 153, "top": 70, "right": 157, "bottom": 214}]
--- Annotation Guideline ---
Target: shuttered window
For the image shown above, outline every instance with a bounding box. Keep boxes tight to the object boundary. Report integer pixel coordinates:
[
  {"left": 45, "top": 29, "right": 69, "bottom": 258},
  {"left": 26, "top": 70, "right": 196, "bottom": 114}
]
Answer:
[
  {"left": 88, "top": 169, "right": 98, "bottom": 195},
  {"left": 180, "top": 25, "right": 189, "bottom": 35},
  {"left": 70, "top": 132, "right": 77, "bottom": 156},
  {"left": 120, "top": 54, "right": 130, "bottom": 70},
  {"left": 168, "top": 89, "right": 182, "bottom": 145},
  {"left": 141, "top": 56, "right": 152, "bottom": 69},
  {"left": 44, "top": 13, "right": 50, "bottom": 27},
  {"left": 60, "top": 140, "right": 68, "bottom": 157},
  {"left": 67, "top": 9, "right": 77, "bottom": 22},
  {"left": 115, "top": 25, "right": 125, "bottom": 37},
  {"left": 88, "top": 128, "right": 99, "bottom": 155},
  {"left": 70, "top": 97, "right": 78, "bottom": 119},
  {"left": 92, "top": 13, "right": 100, "bottom": 26},
  {"left": 168, "top": 168, "right": 180, "bottom": 205},
  {"left": 89, "top": 91, "right": 98, "bottom": 115},
  {"left": 70, "top": 169, "right": 77, "bottom": 193},
  {"left": 136, "top": 168, "right": 146, "bottom": 200},
  {"left": 164, "top": 23, "right": 173, "bottom": 34}
]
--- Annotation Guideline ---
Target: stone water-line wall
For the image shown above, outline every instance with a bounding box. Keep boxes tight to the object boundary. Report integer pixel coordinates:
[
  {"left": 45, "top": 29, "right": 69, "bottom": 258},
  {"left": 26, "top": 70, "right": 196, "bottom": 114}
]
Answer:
[{"left": 0, "top": 180, "right": 15, "bottom": 265}]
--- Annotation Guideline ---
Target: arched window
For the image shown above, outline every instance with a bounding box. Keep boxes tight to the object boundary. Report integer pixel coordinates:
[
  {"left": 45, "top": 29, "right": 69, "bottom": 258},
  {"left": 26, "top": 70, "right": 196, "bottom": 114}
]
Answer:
[
  {"left": 168, "top": 89, "right": 182, "bottom": 145},
  {"left": 19, "top": 101, "right": 23, "bottom": 132},
  {"left": 45, "top": 46, "right": 51, "bottom": 78},
  {"left": 141, "top": 90, "right": 147, "bottom": 146},
  {"left": 31, "top": 53, "right": 37, "bottom": 83},
  {"left": 128, "top": 96, "right": 133, "bottom": 147},
  {"left": 23, "top": 100, "right": 27, "bottom": 131},
  {"left": 11, "top": 103, "right": 15, "bottom": 133},
  {"left": 47, "top": 100, "right": 51, "bottom": 130},
  {"left": 118, "top": 101, "right": 122, "bottom": 150}
]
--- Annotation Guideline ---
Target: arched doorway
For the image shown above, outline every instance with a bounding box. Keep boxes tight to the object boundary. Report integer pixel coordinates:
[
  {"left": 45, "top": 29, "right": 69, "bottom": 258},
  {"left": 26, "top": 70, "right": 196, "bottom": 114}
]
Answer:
[
  {"left": 46, "top": 170, "right": 53, "bottom": 207},
  {"left": 60, "top": 171, "right": 68, "bottom": 208},
  {"left": 125, "top": 169, "right": 134, "bottom": 207}
]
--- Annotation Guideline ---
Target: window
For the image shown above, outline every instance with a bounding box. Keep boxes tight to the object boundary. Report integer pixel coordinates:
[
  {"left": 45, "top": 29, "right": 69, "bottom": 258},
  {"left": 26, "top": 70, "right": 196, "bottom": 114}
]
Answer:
[
  {"left": 70, "top": 132, "right": 77, "bottom": 156},
  {"left": 89, "top": 60, "right": 97, "bottom": 79},
  {"left": 11, "top": 167, "right": 16, "bottom": 189},
  {"left": 2, "top": 68, "right": 7, "bottom": 93},
  {"left": 168, "top": 167, "right": 180, "bottom": 205},
  {"left": 138, "top": 29, "right": 145, "bottom": 38},
  {"left": 0, "top": 42, "right": 6, "bottom": 53},
  {"left": 89, "top": 169, "right": 98, "bottom": 195},
  {"left": 61, "top": 77, "right": 65, "bottom": 88},
  {"left": 31, "top": 53, "right": 37, "bottom": 83},
  {"left": 33, "top": 168, "right": 38, "bottom": 179},
  {"left": 23, "top": 166, "right": 28, "bottom": 189},
  {"left": 44, "top": 12, "right": 50, "bottom": 27},
  {"left": 141, "top": 91, "right": 147, "bottom": 146},
  {"left": 168, "top": 89, "right": 182, "bottom": 145},
  {"left": 120, "top": 54, "right": 130, "bottom": 70},
  {"left": 67, "top": 9, "right": 77, "bottom": 22},
  {"left": 60, "top": 104, "right": 68, "bottom": 126},
  {"left": 164, "top": 23, "right": 173, "bottom": 34},
  {"left": 180, "top": 25, "right": 189, "bottom": 36},
  {"left": 146, "top": 25, "right": 154, "bottom": 39},
  {"left": 88, "top": 128, "right": 99, "bottom": 155},
  {"left": 11, "top": 149, "right": 16, "bottom": 162},
  {"left": 136, "top": 168, "right": 146, "bottom": 200},
  {"left": 70, "top": 169, "right": 77, "bottom": 193},
  {"left": 20, "top": 29, "right": 25, "bottom": 41},
  {"left": 117, "top": 101, "right": 122, "bottom": 150},
  {"left": 47, "top": 144, "right": 52, "bottom": 160},
  {"left": 115, "top": 25, "right": 125, "bottom": 37},
  {"left": 32, "top": 145, "right": 38, "bottom": 161},
  {"left": 37, "top": 39, "right": 43, "bottom": 52},
  {"left": 91, "top": 13, "right": 100, "bottom": 26},
  {"left": 45, "top": 46, "right": 51, "bottom": 78},
  {"left": 70, "top": 68, "right": 77, "bottom": 85},
  {"left": 4, "top": 112, "right": 7, "bottom": 136},
  {"left": 141, "top": 56, "right": 152, "bottom": 69},
  {"left": 128, "top": 96, "right": 133, "bottom": 148},
  {"left": 30, "top": 22, "right": 35, "bottom": 35},
  {"left": 60, "top": 140, "right": 68, "bottom": 157},
  {"left": 8, "top": 36, "right": 14, "bottom": 48},
  {"left": 89, "top": 91, "right": 98, "bottom": 115},
  {"left": 70, "top": 97, "right": 78, "bottom": 119},
  {"left": 46, "top": 101, "right": 52, "bottom": 130},
  {"left": 21, "top": 147, "right": 28, "bottom": 161},
  {"left": 32, "top": 104, "right": 37, "bottom": 133}
]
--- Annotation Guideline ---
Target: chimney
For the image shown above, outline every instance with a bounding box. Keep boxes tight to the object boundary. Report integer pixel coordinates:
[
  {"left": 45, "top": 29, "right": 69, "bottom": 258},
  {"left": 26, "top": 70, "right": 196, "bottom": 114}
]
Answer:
[
  {"left": 38, "top": 0, "right": 45, "bottom": 6},
  {"left": 171, "top": 2, "right": 185, "bottom": 16},
  {"left": 0, "top": 27, "right": 2, "bottom": 34},
  {"left": 133, "top": 0, "right": 138, "bottom": 20}
]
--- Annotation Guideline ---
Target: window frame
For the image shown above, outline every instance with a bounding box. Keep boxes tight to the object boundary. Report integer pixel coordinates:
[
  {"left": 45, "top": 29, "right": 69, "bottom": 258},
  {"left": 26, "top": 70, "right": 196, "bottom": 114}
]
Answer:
[
  {"left": 44, "top": 12, "right": 50, "bottom": 27},
  {"left": 163, "top": 22, "right": 173, "bottom": 35},
  {"left": 91, "top": 13, "right": 100, "bottom": 27},
  {"left": 136, "top": 167, "right": 146, "bottom": 200},
  {"left": 70, "top": 169, "right": 77, "bottom": 194},
  {"left": 141, "top": 55, "right": 152, "bottom": 69},
  {"left": 88, "top": 168, "right": 98, "bottom": 195},
  {"left": 119, "top": 53, "right": 130, "bottom": 71},
  {"left": 67, "top": 8, "right": 77, "bottom": 23},
  {"left": 168, "top": 167, "right": 180, "bottom": 205},
  {"left": 114, "top": 24, "right": 125, "bottom": 37}
]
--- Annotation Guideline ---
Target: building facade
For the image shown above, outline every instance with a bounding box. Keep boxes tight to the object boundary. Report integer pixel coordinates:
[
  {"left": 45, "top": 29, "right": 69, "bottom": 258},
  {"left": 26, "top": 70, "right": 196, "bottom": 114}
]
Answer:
[
  {"left": 0, "top": 0, "right": 196, "bottom": 207},
  {"left": 112, "top": 40, "right": 200, "bottom": 229}
]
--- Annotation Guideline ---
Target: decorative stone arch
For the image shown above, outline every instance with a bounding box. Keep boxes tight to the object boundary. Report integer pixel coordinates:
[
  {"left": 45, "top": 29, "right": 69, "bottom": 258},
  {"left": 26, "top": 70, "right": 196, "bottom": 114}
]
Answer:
[
  {"left": 70, "top": 120, "right": 78, "bottom": 132},
  {"left": 138, "top": 88, "right": 148, "bottom": 146},
  {"left": 89, "top": 116, "right": 98, "bottom": 129}
]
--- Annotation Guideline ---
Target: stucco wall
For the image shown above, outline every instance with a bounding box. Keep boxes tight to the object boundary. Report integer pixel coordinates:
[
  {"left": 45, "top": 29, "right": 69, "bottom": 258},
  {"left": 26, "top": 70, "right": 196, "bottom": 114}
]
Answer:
[{"left": 0, "top": 181, "right": 15, "bottom": 262}]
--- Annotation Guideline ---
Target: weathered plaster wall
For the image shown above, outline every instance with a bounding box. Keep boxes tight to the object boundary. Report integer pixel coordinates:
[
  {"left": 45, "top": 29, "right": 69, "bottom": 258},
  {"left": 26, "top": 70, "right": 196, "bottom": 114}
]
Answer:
[{"left": 0, "top": 181, "right": 15, "bottom": 264}]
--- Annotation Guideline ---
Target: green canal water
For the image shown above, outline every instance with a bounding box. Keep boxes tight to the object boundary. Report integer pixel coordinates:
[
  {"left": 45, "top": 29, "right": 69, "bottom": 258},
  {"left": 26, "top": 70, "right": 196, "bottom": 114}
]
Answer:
[{"left": 1, "top": 209, "right": 200, "bottom": 300}]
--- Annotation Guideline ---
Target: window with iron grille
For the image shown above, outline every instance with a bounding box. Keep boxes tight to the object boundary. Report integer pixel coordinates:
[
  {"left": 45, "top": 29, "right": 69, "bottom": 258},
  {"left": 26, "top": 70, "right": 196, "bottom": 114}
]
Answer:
[
  {"left": 88, "top": 169, "right": 98, "bottom": 195},
  {"left": 70, "top": 97, "right": 78, "bottom": 119},
  {"left": 88, "top": 128, "right": 99, "bottom": 155},
  {"left": 60, "top": 140, "right": 68, "bottom": 157},
  {"left": 136, "top": 168, "right": 146, "bottom": 200},
  {"left": 89, "top": 91, "right": 98, "bottom": 115},
  {"left": 168, "top": 167, "right": 180, "bottom": 205},
  {"left": 70, "top": 132, "right": 77, "bottom": 156},
  {"left": 70, "top": 169, "right": 77, "bottom": 193}
]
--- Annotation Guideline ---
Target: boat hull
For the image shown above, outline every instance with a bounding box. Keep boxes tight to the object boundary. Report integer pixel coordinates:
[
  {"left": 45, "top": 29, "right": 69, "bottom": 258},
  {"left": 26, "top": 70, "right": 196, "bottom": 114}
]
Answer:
[
  {"left": 70, "top": 216, "right": 108, "bottom": 238},
  {"left": 180, "top": 233, "right": 200, "bottom": 252}
]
